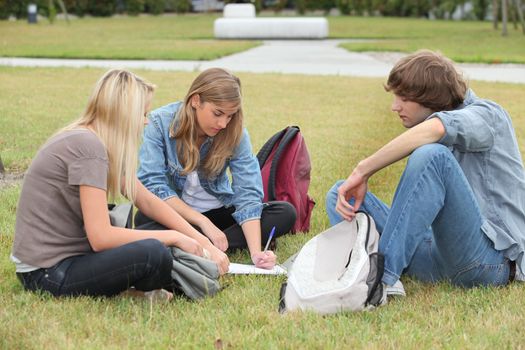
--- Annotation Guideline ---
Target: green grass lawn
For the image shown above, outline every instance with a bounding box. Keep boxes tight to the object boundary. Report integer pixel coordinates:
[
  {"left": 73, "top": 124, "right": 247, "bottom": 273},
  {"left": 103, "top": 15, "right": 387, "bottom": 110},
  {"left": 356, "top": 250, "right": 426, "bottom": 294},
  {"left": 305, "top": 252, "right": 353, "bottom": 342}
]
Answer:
[
  {"left": 0, "top": 15, "right": 258, "bottom": 60},
  {"left": 332, "top": 17, "right": 525, "bottom": 64},
  {"left": 1, "top": 15, "right": 525, "bottom": 63},
  {"left": 1, "top": 67, "right": 525, "bottom": 348}
]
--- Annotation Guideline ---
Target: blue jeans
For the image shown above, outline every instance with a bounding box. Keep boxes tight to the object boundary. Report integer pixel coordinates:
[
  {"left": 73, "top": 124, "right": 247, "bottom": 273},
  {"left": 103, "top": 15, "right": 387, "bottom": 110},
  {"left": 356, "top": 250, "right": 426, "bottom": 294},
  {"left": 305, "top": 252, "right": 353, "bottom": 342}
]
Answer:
[
  {"left": 326, "top": 144, "right": 510, "bottom": 288},
  {"left": 17, "top": 239, "right": 174, "bottom": 297}
]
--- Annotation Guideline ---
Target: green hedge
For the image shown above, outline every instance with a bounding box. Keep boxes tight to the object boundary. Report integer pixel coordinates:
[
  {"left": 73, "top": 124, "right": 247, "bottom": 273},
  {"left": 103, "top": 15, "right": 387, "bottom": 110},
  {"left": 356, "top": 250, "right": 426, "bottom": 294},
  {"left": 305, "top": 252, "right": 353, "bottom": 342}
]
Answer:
[
  {"left": 145, "top": 0, "right": 165, "bottom": 14},
  {"left": 126, "top": 0, "right": 144, "bottom": 15},
  {"left": 0, "top": 0, "right": 491, "bottom": 19}
]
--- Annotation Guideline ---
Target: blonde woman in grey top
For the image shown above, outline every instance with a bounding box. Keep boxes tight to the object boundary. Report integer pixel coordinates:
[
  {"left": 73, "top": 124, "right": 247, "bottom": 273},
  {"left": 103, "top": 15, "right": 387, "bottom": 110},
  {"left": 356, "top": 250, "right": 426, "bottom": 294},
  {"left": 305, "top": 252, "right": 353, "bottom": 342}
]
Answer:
[{"left": 12, "top": 69, "right": 229, "bottom": 298}]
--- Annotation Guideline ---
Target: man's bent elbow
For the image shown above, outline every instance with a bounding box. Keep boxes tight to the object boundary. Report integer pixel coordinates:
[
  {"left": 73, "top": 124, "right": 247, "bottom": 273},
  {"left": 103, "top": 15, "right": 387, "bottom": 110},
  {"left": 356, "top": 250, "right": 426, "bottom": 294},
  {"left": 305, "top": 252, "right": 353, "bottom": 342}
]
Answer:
[{"left": 430, "top": 117, "right": 446, "bottom": 141}]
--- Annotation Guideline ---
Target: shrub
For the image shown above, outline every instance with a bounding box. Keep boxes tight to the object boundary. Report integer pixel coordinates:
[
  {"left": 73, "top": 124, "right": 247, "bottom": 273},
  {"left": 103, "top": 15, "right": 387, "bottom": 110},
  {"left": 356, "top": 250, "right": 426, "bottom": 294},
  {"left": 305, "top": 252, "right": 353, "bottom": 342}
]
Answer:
[
  {"left": 87, "top": 0, "right": 117, "bottom": 16},
  {"left": 252, "top": 0, "right": 263, "bottom": 12},
  {"left": 336, "top": 0, "right": 351, "bottom": 14},
  {"left": 295, "top": 0, "right": 306, "bottom": 14},
  {"left": 173, "top": 0, "right": 191, "bottom": 13},
  {"left": 126, "top": 0, "right": 144, "bottom": 15},
  {"left": 48, "top": 0, "right": 57, "bottom": 22},
  {"left": 472, "top": 0, "right": 488, "bottom": 20},
  {"left": 63, "top": 0, "right": 89, "bottom": 17},
  {"left": 269, "top": 0, "right": 288, "bottom": 13},
  {"left": 376, "top": 0, "right": 431, "bottom": 16},
  {"left": 11, "top": 0, "right": 49, "bottom": 19},
  {"left": 0, "top": 0, "right": 9, "bottom": 19},
  {"left": 6, "top": 0, "right": 31, "bottom": 18},
  {"left": 145, "top": 0, "right": 164, "bottom": 14},
  {"left": 319, "top": 0, "right": 336, "bottom": 13}
]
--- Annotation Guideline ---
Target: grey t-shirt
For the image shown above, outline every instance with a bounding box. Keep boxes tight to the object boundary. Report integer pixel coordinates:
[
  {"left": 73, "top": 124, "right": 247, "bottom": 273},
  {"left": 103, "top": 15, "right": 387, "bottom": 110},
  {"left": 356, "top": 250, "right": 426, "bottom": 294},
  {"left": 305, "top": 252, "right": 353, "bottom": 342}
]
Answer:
[
  {"left": 12, "top": 129, "right": 108, "bottom": 268},
  {"left": 432, "top": 89, "right": 525, "bottom": 275}
]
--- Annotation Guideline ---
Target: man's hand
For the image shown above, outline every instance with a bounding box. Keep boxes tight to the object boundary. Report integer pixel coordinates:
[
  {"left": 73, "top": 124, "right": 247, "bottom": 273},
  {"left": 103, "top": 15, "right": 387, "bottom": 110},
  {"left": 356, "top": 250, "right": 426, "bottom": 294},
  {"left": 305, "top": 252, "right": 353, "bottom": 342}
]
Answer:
[{"left": 336, "top": 170, "right": 368, "bottom": 221}]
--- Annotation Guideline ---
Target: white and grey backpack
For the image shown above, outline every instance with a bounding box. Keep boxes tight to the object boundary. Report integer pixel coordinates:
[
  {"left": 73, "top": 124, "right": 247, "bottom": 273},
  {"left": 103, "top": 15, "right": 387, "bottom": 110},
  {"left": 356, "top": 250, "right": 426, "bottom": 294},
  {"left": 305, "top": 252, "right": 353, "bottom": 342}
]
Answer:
[{"left": 279, "top": 211, "right": 386, "bottom": 314}]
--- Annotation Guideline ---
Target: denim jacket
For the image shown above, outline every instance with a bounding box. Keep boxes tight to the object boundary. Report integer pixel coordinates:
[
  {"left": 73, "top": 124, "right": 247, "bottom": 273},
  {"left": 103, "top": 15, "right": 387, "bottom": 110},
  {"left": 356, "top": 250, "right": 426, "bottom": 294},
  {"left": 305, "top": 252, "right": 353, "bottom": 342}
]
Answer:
[
  {"left": 432, "top": 89, "right": 525, "bottom": 275},
  {"left": 138, "top": 101, "right": 264, "bottom": 225}
]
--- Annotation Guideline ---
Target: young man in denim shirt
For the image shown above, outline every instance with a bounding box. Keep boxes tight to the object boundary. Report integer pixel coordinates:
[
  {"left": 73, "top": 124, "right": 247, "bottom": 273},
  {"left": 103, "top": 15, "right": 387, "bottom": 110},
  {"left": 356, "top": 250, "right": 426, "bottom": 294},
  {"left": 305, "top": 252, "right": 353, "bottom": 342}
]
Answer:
[{"left": 326, "top": 50, "right": 525, "bottom": 294}]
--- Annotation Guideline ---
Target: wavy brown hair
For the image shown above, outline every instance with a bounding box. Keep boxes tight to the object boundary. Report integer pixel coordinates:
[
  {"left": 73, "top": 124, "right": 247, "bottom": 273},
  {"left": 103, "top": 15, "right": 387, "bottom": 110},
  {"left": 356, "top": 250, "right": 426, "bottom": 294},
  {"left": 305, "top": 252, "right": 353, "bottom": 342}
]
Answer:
[
  {"left": 170, "top": 68, "right": 243, "bottom": 178},
  {"left": 385, "top": 50, "right": 467, "bottom": 111}
]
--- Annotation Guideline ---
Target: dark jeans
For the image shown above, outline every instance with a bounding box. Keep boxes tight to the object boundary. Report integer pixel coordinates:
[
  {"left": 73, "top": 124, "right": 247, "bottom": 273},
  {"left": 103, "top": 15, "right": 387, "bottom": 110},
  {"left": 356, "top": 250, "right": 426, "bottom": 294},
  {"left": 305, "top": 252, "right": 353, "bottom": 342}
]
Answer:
[
  {"left": 17, "top": 238, "right": 174, "bottom": 297},
  {"left": 134, "top": 201, "right": 297, "bottom": 250}
]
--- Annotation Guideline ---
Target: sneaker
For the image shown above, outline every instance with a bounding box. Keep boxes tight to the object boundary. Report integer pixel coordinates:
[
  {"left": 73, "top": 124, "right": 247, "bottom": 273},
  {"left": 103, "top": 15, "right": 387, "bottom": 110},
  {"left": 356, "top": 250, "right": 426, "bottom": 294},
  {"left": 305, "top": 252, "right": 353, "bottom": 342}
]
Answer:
[
  {"left": 379, "top": 283, "right": 388, "bottom": 306},
  {"left": 122, "top": 288, "right": 173, "bottom": 302},
  {"left": 144, "top": 289, "right": 174, "bottom": 302},
  {"left": 365, "top": 282, "right": 388, "bottom": 310},
  {"left": 515, "top": 268, "right": 525, "bottom": 282},
  {"left": 385, "top": 279, "right": 406, "bottom": 297}
]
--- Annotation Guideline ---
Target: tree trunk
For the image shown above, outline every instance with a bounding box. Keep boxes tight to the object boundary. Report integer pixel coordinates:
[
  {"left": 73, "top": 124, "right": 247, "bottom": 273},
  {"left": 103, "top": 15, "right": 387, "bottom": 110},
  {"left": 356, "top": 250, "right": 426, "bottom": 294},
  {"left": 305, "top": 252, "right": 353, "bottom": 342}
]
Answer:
[
  {"left": 0, "top": 154, "right": 5, "bottom": 175},
  {"left": 511, "top": 0, "right": 518, "bottom": 28},
  {"left": 56, "top": 0, "right": 69, "bottom": 22},
  {"left": 493, "top": 0, "right": 499, "bottom": 29},
  {"left": 502, "top": 0, "right": 509, "bottom": 35},
  {"left": 515, "top": 0, "right": 525, "bottom": 33}
]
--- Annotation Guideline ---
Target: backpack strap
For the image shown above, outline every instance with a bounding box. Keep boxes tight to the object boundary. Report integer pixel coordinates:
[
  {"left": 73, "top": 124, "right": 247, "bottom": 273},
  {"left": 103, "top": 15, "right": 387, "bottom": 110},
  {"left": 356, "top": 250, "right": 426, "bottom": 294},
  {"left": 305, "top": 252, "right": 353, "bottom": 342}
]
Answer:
[
  {"left": 278, "top": 282, "right": 288, "bottom": 313},
  {"left": 267, "top": 126, "right": 300, "bottom": 201},
  {"left": 256, "top": 127, "right": 288, "bottom": 168},
  {"left": 108, "top": 203, "right": 133, "bottom": 228},
  {"left": 359, "top": 211, "right": 372, "bottom": 250}
]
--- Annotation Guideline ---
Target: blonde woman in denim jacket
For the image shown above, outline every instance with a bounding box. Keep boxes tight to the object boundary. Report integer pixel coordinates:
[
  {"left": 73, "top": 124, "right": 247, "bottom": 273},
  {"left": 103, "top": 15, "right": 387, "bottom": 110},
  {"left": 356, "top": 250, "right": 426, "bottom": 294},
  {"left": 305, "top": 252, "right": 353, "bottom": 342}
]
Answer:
[{"left": 137, "top": 68, "right": 296, "bottom": 270}]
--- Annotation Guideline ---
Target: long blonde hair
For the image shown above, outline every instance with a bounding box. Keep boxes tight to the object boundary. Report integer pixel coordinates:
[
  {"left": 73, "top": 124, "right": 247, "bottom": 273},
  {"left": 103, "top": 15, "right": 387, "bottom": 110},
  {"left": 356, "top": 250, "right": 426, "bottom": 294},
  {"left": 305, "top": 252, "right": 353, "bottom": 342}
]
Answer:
[
  {"left": 60, "top": 69, "right": 155, "bottom": 203},
  {"left": 170, "top": 68, "right": 243, "bottom": 178}
]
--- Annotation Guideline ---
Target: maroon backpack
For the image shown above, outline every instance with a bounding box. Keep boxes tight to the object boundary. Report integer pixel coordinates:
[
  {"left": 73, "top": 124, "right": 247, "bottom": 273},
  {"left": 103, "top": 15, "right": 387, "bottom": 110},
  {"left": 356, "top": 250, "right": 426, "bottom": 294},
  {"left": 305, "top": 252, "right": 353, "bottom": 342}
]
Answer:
[{"left": 257, "top": 126, "right": 315, "bottom": 233}]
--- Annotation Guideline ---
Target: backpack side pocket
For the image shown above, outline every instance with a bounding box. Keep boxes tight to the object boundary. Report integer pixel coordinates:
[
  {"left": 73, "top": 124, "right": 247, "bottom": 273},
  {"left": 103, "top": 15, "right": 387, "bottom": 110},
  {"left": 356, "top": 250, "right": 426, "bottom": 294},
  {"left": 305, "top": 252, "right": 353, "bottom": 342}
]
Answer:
[{"left": 365, "top": 252, "right": 385, "bottom": 307}]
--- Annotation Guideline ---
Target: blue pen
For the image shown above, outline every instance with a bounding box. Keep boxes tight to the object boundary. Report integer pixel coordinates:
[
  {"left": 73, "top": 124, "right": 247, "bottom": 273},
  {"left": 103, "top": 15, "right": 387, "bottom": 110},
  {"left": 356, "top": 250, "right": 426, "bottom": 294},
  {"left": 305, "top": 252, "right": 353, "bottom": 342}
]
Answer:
[{"left": 263, "top": 226, "right": 276, "bottom": 252}]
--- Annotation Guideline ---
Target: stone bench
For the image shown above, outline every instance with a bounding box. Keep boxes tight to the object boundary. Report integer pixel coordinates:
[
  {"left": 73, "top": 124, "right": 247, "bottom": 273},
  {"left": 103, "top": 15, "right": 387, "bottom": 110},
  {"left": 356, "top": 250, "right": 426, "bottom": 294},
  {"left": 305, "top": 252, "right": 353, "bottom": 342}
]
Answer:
[
  {"left": 214, "top": 4, "right": 328, "bottom": 39},
  {"left": 214, "top": 17, "right": 329, "bottom": 39},
  {"left": 223, "top": 3, "right": 255, "bottom": 18}
]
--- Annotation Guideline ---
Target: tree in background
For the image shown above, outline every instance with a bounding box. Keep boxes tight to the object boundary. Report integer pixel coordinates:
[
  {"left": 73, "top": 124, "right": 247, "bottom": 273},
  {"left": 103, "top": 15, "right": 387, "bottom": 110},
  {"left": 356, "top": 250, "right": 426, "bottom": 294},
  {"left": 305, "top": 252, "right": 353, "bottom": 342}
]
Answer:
[
  {"left": 336, "top": 0, "right": 351, "bottom": 14},
  {"left": 515, "top": 0, "right": 525, "bottom": 33},
  {"left": 85, "top": 0, "right": 115, "bottom": 16},
  {"left": 472, "top": 0, "right": 489, "bottom": 20},
  {"left": 494, "top": 0, "right": 524, "bottom": 35},
  {"left": 47, "top": 0, "right": 69, "bottom": 23},
  {"left": 126, "top": 0, "right": 144, "bottom": 15},
  {"left": 145, "top": 0, "right": 165, "bottom": 14},
  {"left": 0, "top": 0, "right": 523, "bottom": 28}
]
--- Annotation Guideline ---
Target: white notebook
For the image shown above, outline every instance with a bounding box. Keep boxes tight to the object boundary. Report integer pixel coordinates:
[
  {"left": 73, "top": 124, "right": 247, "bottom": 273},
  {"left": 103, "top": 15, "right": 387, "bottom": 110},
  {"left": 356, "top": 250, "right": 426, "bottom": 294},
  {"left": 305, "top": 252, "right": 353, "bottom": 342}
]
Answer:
[{"left": 227, "top": 263, "right": 287, "bottom": 275}]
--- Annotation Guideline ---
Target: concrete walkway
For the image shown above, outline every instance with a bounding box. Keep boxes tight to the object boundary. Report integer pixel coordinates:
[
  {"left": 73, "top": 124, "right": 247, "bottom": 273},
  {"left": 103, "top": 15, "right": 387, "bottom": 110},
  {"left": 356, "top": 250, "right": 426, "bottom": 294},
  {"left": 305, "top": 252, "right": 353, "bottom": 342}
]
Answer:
[{"left": 2, "top": 40, "right": 525, "bottom": 84}]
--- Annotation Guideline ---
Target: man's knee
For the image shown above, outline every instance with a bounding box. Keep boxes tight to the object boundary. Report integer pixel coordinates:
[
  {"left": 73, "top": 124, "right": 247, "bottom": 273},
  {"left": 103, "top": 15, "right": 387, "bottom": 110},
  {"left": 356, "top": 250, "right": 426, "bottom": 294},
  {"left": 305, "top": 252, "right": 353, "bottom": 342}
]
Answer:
[
  {"left": 407, "top": 143, "right": 451, "bottom": 170},
  {"left": 326, "top": 180, "right": 345, "bottom": 208}
]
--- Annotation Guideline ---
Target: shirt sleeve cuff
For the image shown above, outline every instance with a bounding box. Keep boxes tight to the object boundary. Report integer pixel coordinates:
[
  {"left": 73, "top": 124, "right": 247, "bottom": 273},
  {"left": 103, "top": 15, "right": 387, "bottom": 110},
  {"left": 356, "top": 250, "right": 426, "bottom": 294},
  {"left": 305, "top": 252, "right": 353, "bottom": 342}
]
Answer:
[
  {"left": 232, "top": 203, "right": 264, "bottom": 225},
  {"left": 432, "top": 112, "right": 456, "bottom": 145},
  {"left": 152, "top": 187, "right": 179, "bottom": 201}
]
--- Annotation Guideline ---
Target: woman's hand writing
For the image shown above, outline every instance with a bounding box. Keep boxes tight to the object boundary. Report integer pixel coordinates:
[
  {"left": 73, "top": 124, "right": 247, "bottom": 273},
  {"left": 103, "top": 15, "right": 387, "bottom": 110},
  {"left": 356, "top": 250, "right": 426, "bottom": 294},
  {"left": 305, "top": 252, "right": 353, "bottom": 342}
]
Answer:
[{"left": 251, "top": 250, "right": 277, "bottom": 269}]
